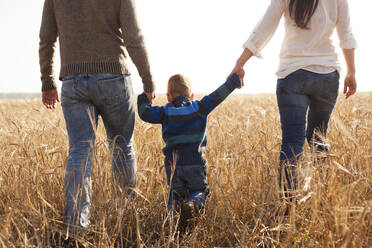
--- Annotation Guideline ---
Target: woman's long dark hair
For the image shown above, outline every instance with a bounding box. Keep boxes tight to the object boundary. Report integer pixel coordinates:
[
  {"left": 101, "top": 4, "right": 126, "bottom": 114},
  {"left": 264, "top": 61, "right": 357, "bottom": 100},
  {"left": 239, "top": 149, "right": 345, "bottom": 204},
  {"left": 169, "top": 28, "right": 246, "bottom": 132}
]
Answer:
[{"left": 289, "top": 0, "right": 319, "bottom": 29}]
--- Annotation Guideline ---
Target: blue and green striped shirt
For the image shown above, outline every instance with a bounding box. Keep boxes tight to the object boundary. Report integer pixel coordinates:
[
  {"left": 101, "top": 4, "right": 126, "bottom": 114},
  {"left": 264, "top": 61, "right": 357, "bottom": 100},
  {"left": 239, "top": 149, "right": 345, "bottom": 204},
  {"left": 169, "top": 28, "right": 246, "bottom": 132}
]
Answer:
[{"left": 137, "top": 74, "right": 242, "bottom": 166}]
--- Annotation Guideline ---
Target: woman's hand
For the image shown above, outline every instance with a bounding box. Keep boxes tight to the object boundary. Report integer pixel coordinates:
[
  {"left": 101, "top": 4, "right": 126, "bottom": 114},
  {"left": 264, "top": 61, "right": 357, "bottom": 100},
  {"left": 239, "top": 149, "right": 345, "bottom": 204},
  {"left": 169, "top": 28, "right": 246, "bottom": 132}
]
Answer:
[
  {"left": 344, "top": 72, "right": 357, "bottom": 99},
  {"left": 228, "top": 48, "right": 254, "bottom": 87},
  {"left": 342, "top": 49, "right": 356, "bottom": 99},
  {"left": 229, "top": 64, "right": 245, "bottom": 88}
]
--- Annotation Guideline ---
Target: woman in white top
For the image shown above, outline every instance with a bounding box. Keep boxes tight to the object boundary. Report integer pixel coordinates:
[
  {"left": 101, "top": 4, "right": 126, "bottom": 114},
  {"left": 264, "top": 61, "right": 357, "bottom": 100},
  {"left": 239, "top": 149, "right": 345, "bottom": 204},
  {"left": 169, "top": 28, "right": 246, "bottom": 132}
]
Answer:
[{"left": 230, "top": 0, "right": 357, "bottom": 197}]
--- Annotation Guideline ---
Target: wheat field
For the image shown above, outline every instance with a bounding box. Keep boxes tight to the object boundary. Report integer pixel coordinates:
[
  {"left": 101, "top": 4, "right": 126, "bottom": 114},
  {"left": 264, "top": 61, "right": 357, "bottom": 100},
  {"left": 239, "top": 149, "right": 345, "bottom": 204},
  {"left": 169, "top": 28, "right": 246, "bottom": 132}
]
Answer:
[{"left": 0, "top": 93, "right": 371, "bottom": 247}]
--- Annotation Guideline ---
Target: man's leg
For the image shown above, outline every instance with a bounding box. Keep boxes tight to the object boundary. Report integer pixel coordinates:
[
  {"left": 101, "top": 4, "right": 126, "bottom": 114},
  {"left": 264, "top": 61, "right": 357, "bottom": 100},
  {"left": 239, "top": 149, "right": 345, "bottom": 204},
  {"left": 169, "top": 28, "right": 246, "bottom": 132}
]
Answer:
[
  {"left": 61, "top": 76, "right": 98, "bottom": 229},
  {"left": 95, "top": 74, "right": 137, "bottom": 194}
]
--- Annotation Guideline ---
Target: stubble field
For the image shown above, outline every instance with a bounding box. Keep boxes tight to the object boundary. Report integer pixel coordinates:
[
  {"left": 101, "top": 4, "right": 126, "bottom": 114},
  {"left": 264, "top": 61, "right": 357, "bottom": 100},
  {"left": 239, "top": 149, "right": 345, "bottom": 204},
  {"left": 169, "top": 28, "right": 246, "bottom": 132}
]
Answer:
[{"left": 0, "top": 93, "right": 371, "bottom": 247}]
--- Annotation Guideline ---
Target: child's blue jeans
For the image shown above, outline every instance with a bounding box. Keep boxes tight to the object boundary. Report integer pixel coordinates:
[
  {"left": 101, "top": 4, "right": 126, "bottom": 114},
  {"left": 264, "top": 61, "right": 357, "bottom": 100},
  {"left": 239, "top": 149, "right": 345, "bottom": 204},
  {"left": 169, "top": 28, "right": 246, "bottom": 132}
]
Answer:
[
  {"left": 276, "top": 69, "right": 339, "bottom": 195},
  {"left": 165, "top": 164, "right": 209, "bottom": 209}
]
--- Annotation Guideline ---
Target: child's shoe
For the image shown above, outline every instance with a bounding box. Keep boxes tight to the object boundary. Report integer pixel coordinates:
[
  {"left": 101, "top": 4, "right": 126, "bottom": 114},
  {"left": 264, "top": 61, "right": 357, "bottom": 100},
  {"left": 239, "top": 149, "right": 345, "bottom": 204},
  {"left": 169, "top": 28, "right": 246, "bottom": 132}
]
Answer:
[{"left": 180, "top": 201, "right": 200, "bottom": 233}]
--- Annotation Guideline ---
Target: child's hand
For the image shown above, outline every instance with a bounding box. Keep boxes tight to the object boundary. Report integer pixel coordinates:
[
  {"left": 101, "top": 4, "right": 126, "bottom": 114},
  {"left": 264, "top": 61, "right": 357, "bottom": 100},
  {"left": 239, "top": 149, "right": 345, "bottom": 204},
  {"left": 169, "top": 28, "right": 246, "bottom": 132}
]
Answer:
[
  {"left": 229, "top": 66, "right": 245, "bottom": 88},
  {"left": 144, "top": 92, "right": 156, "bottom": 104},
  {"left": 237, "top": 69, "right": 245, "bottom": 84},
  {"left": 236, "top": 69, "right": 245, "bottom": 88}
]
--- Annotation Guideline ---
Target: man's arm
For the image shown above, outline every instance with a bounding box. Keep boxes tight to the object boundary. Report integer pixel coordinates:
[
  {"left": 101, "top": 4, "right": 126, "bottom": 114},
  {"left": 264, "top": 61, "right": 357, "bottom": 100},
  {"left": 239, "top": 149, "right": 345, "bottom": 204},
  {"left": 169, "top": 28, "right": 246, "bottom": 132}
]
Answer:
[
  {"left": 39, "top": 0, "right": 58, "bottom": 91},
  {"left": 39, "top": 0, "right": 59, "bottom": 109},
  {"left": 137, "top": 93, "right": 164, "bottom": 124},
  {"left": 198, "top": 73, "right": 243, "bottom": 116},
  {"left": 120, "top": 0, "right": 155, "bottom": 94}
]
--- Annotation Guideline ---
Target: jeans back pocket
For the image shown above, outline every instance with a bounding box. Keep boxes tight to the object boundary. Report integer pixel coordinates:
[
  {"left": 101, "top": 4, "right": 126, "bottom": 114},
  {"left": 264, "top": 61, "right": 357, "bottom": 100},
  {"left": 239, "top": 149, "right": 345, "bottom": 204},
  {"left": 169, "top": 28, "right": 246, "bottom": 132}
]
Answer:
[
  {"left": 97, "top": 75, "right": 132, "bottom": 106},
  {"left": 61, "top": 80, "right": 78, "bottom": 105}
]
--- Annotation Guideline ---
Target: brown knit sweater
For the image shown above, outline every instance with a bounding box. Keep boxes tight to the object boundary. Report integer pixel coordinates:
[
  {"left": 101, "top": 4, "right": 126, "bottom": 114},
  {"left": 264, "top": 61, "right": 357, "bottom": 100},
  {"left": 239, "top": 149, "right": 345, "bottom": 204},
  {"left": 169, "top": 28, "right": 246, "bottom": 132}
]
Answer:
[{"left": 39, "top": 0, "right": 154, "bottom": 92}]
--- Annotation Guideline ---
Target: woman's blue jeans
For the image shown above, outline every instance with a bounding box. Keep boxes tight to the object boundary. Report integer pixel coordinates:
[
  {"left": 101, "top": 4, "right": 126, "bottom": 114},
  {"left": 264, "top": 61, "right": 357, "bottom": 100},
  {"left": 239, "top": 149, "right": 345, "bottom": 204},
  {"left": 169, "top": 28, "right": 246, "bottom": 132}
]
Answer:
[
  {"left": 61, "top": 73, "right": 136, "bottom": 228},
  {"left": 276, "top": 69, "right": 339, "bottom": 196}
]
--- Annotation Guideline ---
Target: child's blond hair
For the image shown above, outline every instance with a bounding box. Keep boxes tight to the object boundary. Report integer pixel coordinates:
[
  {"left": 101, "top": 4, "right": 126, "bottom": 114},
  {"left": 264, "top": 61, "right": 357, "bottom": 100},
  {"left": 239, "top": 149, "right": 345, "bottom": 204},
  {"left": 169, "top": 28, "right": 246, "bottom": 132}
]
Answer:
[{"left": 168, "top": 74, "right": 192, "bottom": 98}]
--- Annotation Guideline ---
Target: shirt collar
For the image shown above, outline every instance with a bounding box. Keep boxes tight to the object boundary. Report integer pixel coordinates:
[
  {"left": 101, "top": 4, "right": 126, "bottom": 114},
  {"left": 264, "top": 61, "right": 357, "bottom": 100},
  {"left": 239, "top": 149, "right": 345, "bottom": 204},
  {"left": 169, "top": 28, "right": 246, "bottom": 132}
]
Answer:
[{"left": 171, "top": 96, "right": 191, "bottom": 107}]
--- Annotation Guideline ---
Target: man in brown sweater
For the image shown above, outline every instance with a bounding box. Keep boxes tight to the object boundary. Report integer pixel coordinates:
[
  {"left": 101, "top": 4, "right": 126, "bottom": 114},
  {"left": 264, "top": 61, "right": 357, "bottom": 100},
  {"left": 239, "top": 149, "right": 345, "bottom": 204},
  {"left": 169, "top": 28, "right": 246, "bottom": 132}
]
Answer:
[{"left": 39, "top": 0, "right": 155, "bottom": 233}]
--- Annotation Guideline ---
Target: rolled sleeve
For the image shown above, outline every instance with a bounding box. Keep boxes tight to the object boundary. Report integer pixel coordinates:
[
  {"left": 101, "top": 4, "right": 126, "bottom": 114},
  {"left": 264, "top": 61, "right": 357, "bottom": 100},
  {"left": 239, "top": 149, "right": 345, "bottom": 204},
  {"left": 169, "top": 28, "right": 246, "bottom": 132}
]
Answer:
[
  {"left": 243, "top": 0, "right": 285, "bottom": 58},
  {"left": 337, "top": 0, "right": 357, "bottom": 49},
  {"left": 243, "top": 39, "right": 262, "bottom": 58}
]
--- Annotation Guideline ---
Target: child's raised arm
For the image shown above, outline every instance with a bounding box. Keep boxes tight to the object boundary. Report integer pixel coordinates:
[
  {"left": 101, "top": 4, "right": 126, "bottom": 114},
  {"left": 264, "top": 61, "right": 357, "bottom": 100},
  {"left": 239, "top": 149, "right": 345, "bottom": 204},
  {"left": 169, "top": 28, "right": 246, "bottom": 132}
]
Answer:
[
  {"left": 198, "top": 73, "right": 243, "bottom": 116},
  {"left": 137, "top": 93, "right": 165, "bottom": 124}
]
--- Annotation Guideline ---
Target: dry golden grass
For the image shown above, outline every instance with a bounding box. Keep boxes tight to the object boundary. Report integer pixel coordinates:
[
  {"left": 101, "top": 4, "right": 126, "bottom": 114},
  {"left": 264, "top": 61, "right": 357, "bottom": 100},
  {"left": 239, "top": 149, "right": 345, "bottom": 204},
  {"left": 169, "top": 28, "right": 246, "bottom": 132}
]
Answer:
[{"left": 0, "top": 93, "right": 371, "bottom": 247}]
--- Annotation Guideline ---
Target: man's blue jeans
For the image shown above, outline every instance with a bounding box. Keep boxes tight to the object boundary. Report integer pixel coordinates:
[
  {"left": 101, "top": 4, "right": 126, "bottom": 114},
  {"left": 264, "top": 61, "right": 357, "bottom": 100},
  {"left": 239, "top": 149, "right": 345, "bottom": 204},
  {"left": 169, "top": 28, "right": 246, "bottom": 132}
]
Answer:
[
  {"left": 276, "top": 69, "right": 339, "bottom": 195},
  {"left": 61, "top": 73, "right": 136, "bottom": 228},
  {"left": 165, "top": 164, "right": 209, "bottom": 209}
]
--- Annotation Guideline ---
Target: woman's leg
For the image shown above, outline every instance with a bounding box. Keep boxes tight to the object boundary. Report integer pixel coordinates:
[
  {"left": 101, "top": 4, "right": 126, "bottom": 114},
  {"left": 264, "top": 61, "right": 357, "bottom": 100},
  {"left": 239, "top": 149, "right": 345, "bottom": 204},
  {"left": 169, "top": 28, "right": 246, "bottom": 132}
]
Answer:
[
  {"left": 306, "top": 71, "right": 339, "bottom": 158},
  {"left": 276, "top": 71, "right": 310, "bottom": 196}
]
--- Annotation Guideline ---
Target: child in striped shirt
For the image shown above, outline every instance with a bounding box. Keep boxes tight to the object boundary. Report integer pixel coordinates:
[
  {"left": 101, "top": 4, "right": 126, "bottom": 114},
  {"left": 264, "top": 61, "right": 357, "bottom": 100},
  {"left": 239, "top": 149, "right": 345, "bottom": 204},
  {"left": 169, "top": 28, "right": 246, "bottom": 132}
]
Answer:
[{"left": 137, "top": 71, "right": 243, "bottom": 223}]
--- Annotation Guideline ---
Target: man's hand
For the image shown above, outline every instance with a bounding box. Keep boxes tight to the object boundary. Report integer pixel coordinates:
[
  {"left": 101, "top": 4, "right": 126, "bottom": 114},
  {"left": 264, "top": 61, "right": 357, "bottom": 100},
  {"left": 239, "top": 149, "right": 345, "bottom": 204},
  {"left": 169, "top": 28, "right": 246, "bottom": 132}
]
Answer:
[
  {"left": 145, "top": 92, "right": 155, "bottom": 104},
  {"left": 42, "top": 89, "right": 60, "bottom": 109},
  {"left": 343, "top": 72, "right": 357, "bottom": 99}
]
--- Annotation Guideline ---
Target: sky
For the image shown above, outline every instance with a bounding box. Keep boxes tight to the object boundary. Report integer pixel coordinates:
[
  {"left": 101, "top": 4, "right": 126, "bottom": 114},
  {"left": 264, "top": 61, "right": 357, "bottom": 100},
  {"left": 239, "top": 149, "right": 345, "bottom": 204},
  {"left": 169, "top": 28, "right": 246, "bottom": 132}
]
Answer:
[{"left": 0, "top": 0, "right": 370, "bottom": 94}]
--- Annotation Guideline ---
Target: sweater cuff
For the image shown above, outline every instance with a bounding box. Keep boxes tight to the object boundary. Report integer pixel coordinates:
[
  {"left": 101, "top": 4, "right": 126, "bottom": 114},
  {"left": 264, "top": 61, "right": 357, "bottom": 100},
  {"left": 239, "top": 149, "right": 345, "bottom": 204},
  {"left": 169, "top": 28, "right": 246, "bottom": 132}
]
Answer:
[
  {"left": 143, "top": 80, "right": 155, "bottom": 93},
  {"left": 41, "top": 80, "right": 57, "bottom": 91}
]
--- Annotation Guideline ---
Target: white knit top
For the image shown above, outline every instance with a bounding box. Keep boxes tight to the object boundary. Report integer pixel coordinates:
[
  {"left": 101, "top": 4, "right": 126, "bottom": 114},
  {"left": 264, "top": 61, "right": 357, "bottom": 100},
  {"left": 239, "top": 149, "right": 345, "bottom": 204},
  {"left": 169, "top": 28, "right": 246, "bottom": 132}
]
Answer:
[{"left": 243, "top": 0, "right": 357, "bottom": 78}]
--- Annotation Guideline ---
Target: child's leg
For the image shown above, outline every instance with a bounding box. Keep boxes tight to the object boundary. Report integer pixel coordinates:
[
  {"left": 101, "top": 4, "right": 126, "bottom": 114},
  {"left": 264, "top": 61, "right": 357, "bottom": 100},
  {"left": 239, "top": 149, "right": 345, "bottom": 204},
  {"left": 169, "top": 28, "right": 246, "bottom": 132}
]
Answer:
[
  {"left": 183, "top": 165, "right": 209, "bottom": 208},
  {"left": 165, "top": 165, "right": 186, "bottom": 209}
]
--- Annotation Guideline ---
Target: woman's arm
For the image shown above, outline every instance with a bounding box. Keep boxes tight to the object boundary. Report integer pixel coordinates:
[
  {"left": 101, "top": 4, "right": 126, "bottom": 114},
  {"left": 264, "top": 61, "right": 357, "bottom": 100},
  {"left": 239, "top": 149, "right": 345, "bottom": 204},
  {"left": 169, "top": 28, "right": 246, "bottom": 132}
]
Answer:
[
  {"left": 229, "top": 0, "right": 285, "bottom": 82},
  {"left": 342, "top": 48, "right": 356, "bottom": 99},
  {"left": 229, "top": 48, "right": 253, "bottom": 85},
  {"left": 336, "top": 0, "right": 357, "bottom": 50},
  {"left": 336, "top": 0, "right": 357, "bottom": 99}
]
